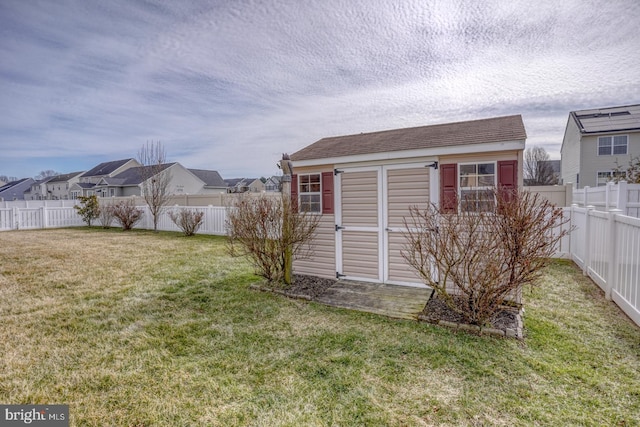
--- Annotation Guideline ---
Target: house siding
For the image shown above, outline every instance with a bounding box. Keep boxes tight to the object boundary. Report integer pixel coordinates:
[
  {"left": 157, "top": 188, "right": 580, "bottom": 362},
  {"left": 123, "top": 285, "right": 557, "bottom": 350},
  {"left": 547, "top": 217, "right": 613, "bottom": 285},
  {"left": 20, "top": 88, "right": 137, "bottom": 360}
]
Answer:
[
  {"left": 578, "top": 132, "right": 640, "bottom": 188},
  {"left": 561, "top": 116, "right": 582, "bottom": 186}
]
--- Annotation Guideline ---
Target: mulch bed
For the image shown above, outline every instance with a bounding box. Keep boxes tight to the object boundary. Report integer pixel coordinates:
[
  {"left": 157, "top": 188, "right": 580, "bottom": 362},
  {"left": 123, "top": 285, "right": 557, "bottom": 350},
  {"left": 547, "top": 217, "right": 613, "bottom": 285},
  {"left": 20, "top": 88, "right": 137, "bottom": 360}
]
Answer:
[
  {"left": 255, "top": 274, "right": 522, "bottom": 338},
  {"left": 419, "top": 292, "right": 520, "bottom": 333}
]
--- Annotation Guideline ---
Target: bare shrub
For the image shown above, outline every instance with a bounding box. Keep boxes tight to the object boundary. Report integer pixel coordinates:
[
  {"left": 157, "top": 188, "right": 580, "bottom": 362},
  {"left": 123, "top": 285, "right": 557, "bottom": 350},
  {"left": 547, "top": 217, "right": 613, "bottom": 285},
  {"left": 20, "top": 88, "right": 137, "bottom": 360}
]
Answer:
[
  {"left": 402, "top": 188, "right": 571, "bottom": 326},
  {"left": 226, "top": 193, "right": 319, "bottom": 284},
  {"left": 138, "top": 141, "right": 171, "bottom": 231},
  {"left": 168, "top": 208, "right": 204, "bottom": 236},
  {"left": 98, "top": 202, "right": 115, "bottom": 228},
  {"left": 111, "top": 199, "right": 144, "bottom": 231}
]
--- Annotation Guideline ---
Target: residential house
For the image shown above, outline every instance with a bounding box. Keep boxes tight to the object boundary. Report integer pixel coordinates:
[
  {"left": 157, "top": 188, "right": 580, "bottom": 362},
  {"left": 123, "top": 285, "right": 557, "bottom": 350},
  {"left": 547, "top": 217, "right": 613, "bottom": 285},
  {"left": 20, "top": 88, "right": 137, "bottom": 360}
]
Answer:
[
  {"left": 44, "top": 171, "right": 84, "bottom": 200},
  {"left": 264, "top": 176, "right": 282, "bottom": 192},
  {"left": 92, "top": 162, "right": 206, "bottom": 197},
  {"left": 289, "top": 115, "right": 525, "bottom": 286},
  {"left": 69, "top": 158, "right": 141, "bottom": 198},
  {"left": 0, "top": 178, "right": 36, "bottom": 201},
  {"left": 24, "top": 177, "right": 54, "bottom": 200},
  {"left": 561, "top": 104, "right": 640, "bottom": 188},
  {"left": 225, "top": 178, "right": 263, "bottom": 193},
  {"left": 188, "top": 169, "right": 227, "bottom": 193}
]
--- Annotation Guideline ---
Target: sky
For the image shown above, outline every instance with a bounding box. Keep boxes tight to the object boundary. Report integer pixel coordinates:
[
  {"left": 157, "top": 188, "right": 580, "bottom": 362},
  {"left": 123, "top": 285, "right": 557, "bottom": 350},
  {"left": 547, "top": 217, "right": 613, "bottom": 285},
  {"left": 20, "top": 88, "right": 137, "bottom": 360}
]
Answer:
[{"left": 1, "top": 0, "right": 639, "bottom": 181}]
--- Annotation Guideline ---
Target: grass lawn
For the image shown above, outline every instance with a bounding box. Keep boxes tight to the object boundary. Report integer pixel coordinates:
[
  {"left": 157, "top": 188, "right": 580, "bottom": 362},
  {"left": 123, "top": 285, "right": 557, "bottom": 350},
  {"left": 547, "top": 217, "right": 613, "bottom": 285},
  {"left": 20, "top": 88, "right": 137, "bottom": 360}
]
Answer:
[{"left": 1, "top": 228, "right": 639, "bottom": 426}]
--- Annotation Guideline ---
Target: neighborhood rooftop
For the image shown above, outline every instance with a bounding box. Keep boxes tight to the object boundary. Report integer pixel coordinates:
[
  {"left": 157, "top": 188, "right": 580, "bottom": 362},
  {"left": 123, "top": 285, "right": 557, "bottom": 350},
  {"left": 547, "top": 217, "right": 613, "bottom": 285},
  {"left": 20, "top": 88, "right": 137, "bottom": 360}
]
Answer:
[
  {"left": 81, "top": 158, "right": 136, "bottom": 177},
  {"left": 290, "top": 115, "right": 526, "bottom": 162},
  {"left": 570, "top": 104, "right": 640, "bottom": 134}
]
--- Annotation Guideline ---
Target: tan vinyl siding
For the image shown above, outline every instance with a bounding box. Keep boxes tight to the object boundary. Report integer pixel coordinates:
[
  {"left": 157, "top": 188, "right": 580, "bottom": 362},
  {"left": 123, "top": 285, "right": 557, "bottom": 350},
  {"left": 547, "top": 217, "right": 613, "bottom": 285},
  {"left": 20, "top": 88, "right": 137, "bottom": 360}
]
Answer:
[
  {"left": 341, "top": 171, "right": 378, "bottom": 226},
  {"left": 387, "top": 232, "right": 424, "bottom": 283},
  {"left": 342, "top": 231, "right": 379, "bottom": 279},
  {"left": 294, "top": 214, "right": 336, "bottom": 279},
  {"left": 386, "top": 167, "right": 430, "bottom": 227}
]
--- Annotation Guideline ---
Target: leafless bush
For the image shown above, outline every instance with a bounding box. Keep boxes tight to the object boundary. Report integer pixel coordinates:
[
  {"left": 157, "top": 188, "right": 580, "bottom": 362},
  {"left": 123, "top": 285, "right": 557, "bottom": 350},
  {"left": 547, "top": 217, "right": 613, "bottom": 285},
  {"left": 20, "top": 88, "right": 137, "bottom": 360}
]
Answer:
[
  {"left": 111, "top": 199, "right": 144, "bottom": 231},
  {"left": 168, "top": 208, "right": 204, "bottom": 236},
  {"left": 98, "top": 202, "right": 115, "bottom": 228},
  {"left": 226, "top": 193, "right": 319, "bottom": 284},
  {"left": 402, "top": 188, "right": 571, "bottom": 326}
]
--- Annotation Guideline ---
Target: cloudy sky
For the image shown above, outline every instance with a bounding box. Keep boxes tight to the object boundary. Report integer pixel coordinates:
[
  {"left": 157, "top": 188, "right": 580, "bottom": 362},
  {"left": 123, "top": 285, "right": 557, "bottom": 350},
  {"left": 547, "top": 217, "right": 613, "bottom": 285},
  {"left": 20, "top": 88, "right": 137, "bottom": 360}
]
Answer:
[{"left": 1, "top": 0, "right": 639, "bottom": 180}]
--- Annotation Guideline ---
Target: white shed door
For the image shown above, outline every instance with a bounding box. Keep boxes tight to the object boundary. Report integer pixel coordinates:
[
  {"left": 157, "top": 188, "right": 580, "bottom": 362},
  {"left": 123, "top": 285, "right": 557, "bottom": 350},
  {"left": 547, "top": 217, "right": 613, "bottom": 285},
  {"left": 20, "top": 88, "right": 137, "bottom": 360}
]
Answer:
[{"left": 336, "top": 163, "right": 436, "bottom": 285}]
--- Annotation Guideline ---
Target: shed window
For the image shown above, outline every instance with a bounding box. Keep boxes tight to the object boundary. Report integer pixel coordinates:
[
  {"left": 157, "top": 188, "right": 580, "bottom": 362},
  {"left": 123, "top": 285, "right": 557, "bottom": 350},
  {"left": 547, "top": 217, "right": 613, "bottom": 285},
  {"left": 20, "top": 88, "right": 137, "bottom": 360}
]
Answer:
[
  {"left": 598, "top": 136, "right": 627, "bottom": 156},
  {"left": 299, "top": 174, "right": 321, "bottom": 213},
  {"left": 459, "top": 162, "right": 496, "bottom": 212}
]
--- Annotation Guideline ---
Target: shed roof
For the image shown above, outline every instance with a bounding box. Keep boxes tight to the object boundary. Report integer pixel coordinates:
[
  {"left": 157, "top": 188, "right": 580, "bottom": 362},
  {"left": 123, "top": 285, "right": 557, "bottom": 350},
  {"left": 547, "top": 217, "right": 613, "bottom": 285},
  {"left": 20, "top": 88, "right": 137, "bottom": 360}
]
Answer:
[
  {"left": 291, "top": 115, "right": 526, "bottom": 162},
  {"left": 570, "top": 104, "right": 640, "bottom": 134}
]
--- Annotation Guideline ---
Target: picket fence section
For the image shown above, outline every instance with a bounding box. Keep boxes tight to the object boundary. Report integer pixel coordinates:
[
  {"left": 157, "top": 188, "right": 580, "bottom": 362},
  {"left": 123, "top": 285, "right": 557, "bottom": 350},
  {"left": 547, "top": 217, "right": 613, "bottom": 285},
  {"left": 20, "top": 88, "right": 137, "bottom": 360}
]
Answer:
[
  {"left": 1, "top": 202, "right": 638, "bottom": 327},
  {"left": 572, "top": 181, "right": 640, "bottom": 218},
  {"left": 565, "top": 205, "right": 640, "bottom": 327},
  {"left": 0, "top": 205, "right": 228, "bottom": 235}
]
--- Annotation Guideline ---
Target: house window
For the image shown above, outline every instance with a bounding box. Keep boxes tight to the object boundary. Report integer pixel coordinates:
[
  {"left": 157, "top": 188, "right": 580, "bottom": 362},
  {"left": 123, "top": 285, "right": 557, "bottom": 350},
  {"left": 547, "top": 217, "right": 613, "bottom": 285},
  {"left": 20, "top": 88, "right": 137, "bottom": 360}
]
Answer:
[
  {"left": 597, "top": 170, "right": 626, "bottom": 186},
  {"left": 299, "top": 174, "right": 321, "bottom": 213},
  {"left": 598, "top": 135, "right": 628, "bottom": 156},
  {"left": 459, "top": 162, "right": 496, "bottom": 212}
]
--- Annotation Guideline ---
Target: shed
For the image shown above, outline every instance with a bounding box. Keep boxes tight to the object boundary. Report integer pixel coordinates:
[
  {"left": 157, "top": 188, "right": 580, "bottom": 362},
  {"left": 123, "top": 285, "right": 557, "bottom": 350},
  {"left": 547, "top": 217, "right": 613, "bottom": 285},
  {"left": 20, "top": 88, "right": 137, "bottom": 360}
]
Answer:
[{"left": 289, "top": 115, "right": 527, "bottom": 286}]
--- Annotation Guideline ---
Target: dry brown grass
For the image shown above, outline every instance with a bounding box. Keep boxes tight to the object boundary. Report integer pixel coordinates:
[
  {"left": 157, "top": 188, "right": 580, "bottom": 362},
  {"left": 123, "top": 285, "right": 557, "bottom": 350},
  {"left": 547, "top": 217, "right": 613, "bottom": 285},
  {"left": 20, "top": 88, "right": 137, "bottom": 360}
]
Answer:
[{"left": 1, "top": 229, "right": 639, "bottom": 426}]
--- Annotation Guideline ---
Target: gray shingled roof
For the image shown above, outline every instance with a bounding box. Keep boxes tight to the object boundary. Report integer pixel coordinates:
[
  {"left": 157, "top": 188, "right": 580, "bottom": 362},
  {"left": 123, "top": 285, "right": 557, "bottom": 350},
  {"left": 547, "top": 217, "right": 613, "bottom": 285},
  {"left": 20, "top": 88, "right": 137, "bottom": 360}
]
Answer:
[
  {"left": 291, "top": 115, "right": 526, "bottom": 162},
  {"left": 47, "top": 171, "right": 84, "bottom": 183},
  {"left": 571, "top": 104, "right": 640, "bottom": 134},
  {"left": 81, "top": 159, "right": 135, "bottom": 177},
  {"left": 188, "top": 169, "right": 226, "bottom": 187},
  {"left": 107, "top": 163, "right": 175, "bottom": 186}
]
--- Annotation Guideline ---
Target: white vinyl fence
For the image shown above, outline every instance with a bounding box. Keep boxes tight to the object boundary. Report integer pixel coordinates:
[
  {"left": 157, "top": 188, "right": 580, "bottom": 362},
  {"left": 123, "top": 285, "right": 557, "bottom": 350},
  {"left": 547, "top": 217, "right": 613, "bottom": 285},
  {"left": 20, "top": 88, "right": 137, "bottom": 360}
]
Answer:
[
  {"left": 561, "top": 205, "right": 640, "bottom": 327},
  {"left": 573, "top": 181, "right": 640, "bottom": 218},
  {"left": 0, "top": 205, "right": 228, "bottom": 235}
]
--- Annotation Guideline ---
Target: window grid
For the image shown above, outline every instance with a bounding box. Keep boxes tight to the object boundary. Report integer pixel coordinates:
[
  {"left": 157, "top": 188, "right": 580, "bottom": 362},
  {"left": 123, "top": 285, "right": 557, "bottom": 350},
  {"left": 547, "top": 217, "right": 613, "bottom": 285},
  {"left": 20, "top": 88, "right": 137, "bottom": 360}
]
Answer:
[
  {"left": 299, "top": 174, "right": 321, "bottom": 213},
  {"left": 598, "top": 135, "right": 628, "bottom": 156},
  {"left": 459, "top": 162, "right": 496, "bottom": 212}
]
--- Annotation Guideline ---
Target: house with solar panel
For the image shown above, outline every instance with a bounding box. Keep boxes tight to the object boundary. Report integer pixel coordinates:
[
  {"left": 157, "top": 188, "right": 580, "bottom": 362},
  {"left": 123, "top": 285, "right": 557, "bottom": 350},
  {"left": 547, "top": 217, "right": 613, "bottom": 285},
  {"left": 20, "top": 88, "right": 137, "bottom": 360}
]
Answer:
[
  {"left": 561, "top": 104, "right": 640, "bottom": 188},
  {"left": 288, "top": 115, "right": 526, "bottom": 286}
]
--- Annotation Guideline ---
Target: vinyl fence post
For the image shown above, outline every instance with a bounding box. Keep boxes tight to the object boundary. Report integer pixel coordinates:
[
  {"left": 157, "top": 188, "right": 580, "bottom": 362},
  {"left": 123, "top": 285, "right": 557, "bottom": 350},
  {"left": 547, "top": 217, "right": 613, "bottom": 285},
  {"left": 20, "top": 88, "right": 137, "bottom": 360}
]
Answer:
[
  {"left": 583, "top": 186, "right": 590, "bottom": 208},
  {"left": 617, "top": 181, "right": 628, "bottom": 215},
  {"left": 41, "top": 206, "right": 48, "bottom": 229},
  {"left": 12, "top": 207, "right": 18, "bottom": 230},
  {"left": 605, "top": 209, "right": 622, "bottom": 301},
  {"left": 583, "top": 205, "right": 595, "bottom": 276}
]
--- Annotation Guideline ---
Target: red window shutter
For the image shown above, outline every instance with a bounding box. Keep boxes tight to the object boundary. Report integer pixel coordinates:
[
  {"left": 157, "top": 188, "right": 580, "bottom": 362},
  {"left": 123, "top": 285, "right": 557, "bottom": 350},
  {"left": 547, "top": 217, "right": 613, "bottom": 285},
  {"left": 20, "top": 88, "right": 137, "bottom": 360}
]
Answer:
[
  {"left": 497, "top": 160, "right": 518, "bottom": 204},
  {"left": 321, "top": 172, "right": 334, "bottom": 214},
  {"left": 440, "top": 163, "right": 457, "bottom": 213},
  {"left": 291, "top": 174, "right": 298, "bottom": 212}
]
